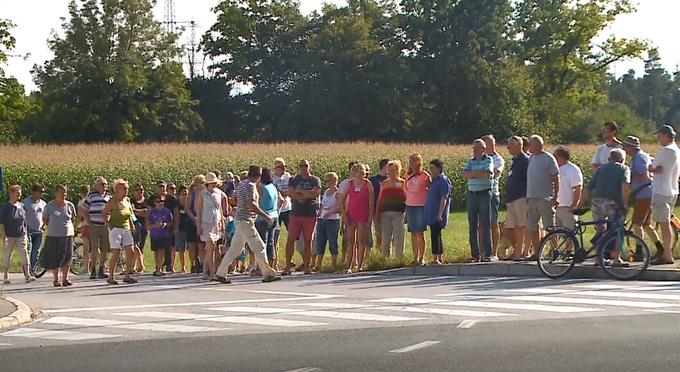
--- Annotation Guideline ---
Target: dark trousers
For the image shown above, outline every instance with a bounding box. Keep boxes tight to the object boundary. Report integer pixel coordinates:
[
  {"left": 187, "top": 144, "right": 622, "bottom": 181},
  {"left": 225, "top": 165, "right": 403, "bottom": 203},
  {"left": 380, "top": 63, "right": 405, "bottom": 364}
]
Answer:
[
  {"left": 430, "top": 222, "right": 444, "bottom": 255},
  {"left": 467, "top": 189, "right": 492, "bottom": 259}
]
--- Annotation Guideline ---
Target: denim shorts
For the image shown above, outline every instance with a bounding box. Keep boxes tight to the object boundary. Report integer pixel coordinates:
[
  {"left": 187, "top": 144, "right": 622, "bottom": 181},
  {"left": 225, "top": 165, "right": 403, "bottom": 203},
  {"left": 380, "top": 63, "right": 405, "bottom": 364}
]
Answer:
[{"left": 406, "top": 206, "right": 426, "bottom": 232}]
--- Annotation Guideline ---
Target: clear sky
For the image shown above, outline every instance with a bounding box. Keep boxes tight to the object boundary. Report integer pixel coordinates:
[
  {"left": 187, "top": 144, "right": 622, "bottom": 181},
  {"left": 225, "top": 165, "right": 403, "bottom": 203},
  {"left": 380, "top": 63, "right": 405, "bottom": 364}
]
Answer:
[{"left": 1, "top": 0, "right": 678, "bottom": 92}]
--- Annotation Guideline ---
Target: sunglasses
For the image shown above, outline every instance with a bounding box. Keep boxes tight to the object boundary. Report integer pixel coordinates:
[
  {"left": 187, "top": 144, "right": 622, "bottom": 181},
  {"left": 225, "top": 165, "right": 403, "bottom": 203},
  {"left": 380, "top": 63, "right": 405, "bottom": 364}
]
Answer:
[
  {"left": 155, "top": 200, "right": 164, "bottom": 204},
  {"left": 299, "top": 164, "right": 310, "bottom": 168}
]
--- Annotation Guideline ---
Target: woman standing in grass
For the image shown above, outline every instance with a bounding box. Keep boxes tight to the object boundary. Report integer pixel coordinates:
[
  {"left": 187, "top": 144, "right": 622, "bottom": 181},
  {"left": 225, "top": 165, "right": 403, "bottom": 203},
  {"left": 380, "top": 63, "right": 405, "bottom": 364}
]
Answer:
[
  {"left": 103, "top": 179, "right": 137, "bottom": 285},
  {"left": 405, "top": 153, "right": 431, "bottom": 266},
  {"left": 315, "top": 172, "right": 341, "bottom": 271},
  {"left": 41, "top": 185, "right": 77, "bottom": 287},
  {"left": 376, "top": 160, "right": 407, "bottom": 260},
  {"left": 185, "top": 175, "right": 205, "bottom": 273},
  {"left": 131, "top": 183, "right": 148, "bottom": 273},
  {"left": 425, "top": 159, "right": 452, "bottom": 265},
  {"left": 173, "top": 185, "right": 190, "bottom": 273},
  {"left": 196, "top": 172, "right": 226, "bottom": 280},
  {"left": 340, "top": 163, "right": 374, "bottom": 273}
]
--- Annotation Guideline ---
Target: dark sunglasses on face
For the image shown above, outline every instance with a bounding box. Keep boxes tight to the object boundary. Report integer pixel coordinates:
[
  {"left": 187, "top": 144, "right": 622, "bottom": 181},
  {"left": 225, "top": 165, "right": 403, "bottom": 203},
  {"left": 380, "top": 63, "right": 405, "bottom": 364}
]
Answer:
[{"left": 299, "top": 164, "right": 310, "bottom": 168}]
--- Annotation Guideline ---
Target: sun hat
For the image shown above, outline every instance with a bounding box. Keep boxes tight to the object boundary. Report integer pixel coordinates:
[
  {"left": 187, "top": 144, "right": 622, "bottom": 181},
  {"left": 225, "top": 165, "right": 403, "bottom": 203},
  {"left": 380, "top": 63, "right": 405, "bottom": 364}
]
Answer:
[
  {"left": 204, "top": 172, "right": 222, "bottom": 185},
  {"left": 622, "top": 136, "right": 641, "bottom": 149}
]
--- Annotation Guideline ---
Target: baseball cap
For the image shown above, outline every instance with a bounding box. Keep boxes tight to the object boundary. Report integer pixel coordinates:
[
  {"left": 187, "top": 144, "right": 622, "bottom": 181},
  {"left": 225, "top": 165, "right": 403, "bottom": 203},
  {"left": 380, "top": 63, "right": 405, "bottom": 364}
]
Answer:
[{"left": 653, "top": 124, "right": 677, "bottom": 137}]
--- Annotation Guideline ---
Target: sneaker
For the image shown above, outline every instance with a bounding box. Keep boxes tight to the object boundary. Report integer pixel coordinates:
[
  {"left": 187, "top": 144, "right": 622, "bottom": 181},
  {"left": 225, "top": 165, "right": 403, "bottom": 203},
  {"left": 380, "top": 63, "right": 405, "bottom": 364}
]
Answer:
[
  {"left": 122, "top": 276, "right": 138, "bottom": 284},
  {"left": 262, "top": 275, "right": 282, "bottom": 283},
  {"left": 26, "top": 276, "right": 36, "bottom": 283},
  {"left": 215, "top": 276, "right": 231, "bottom": 284},
  {"left": 90, "top": 270, "right": 97, "bottom": 280},
  {"left": 97, "top": 267, "right": 107, "bottom": 279},
  {"left": 153, "top": 270, "right": 163, "bottom": 277},
  {"left": 481, "top": 257, "right": 492, "bottom": 263}
]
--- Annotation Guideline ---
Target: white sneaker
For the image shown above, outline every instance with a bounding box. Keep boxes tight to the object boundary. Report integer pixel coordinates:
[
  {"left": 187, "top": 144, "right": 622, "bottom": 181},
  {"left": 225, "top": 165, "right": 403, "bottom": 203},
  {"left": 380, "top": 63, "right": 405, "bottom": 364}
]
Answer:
[{"left": 26, "top": 276, "right": 36, "bottom": 283}]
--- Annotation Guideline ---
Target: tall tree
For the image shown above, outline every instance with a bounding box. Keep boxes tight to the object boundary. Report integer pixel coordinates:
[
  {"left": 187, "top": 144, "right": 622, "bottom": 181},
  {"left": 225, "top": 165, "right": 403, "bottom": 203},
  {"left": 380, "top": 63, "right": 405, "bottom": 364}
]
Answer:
[{"left": 32, "top": 0, "right": 202, "bottom": 142}]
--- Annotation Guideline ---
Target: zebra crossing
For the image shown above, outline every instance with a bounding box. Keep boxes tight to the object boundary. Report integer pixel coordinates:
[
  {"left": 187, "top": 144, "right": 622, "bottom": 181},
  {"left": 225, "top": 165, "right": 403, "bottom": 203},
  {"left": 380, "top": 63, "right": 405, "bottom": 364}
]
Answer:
[{"left": 4, "top": 280, "right": 680, "bottom": 346}]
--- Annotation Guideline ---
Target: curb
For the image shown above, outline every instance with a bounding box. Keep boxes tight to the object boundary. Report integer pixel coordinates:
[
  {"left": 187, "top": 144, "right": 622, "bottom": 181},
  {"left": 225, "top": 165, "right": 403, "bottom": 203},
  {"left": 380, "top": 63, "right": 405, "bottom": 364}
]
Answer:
[
  {"left": 0, "top": 297, "right": 37, "bottom": 331},
  {"left": 376, "top": 262, "right": 680, "bottom": 281}
]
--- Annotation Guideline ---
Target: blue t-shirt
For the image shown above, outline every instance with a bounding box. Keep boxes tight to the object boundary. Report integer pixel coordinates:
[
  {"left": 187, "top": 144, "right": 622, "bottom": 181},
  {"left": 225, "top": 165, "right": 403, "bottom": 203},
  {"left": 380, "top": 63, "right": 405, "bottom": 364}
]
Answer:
[
  {"left": 506, "top": 153, "right": 529, "bottom": 203},
  {"left": 464, "top": 154, "right": 493, "bottom": 192},
  {"left": 257, "top": 183, "right": 279, "bottom": 221},
  {"left": 0, "top": 202, "right": 27, "bottom": 238},
  {"left": 631, "top": 150, "right": 652, "bottom": 199},
  {"left": 147, "top": 207, "right": 173, "bottom": 240},
  {"left": 425, "top": 173, "right": 452, "bottom": 227}
]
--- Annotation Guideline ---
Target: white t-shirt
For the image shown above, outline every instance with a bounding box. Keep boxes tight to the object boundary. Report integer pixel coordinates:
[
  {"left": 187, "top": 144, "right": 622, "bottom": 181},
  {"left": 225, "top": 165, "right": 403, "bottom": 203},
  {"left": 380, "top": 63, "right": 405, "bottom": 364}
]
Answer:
[
  {"left": 651, "top": 143, "right": 680, "bottom": 197},
  {"left": 592, "top": 143, "right": 623, "bottom": 167},
  {"left": 273, "top": 172, "right": 292, "bottom": 213},
  {"left": 490, "top": 153, "right": 505, "bottom": 195},
  {"left": 557, "top": 161, "right": 583, "bottom": 207}
]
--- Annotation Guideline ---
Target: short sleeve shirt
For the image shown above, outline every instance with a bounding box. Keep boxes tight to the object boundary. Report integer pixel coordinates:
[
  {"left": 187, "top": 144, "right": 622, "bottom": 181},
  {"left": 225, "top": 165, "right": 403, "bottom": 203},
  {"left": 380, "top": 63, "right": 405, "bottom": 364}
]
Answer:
[
  {"left": 235, "top": 181, "right": 258, "bottom": 221},
  {"left": 490, "top": 153, "right": 505, "bottom": 195},
  {"left": 85, "top": 192, "right": 110, "bottom": 226},
  {"left": 557, "top": 162, "right": 583, "bottom": 207},
  {"left": 506, "top": 153, "right": 529, "bottom": 202},
  {"left": 289, "top": 175, "right": 322, "bottom": 217},
  {"left": 273, "top": 172, "right": 292, "bottom": 213},
  {"left": 592, "top": 143, "right": 623, "bottom": 167},
  {"left": 527, "top": 152, "right": 559, "bottom": 199},
  {"left": 0, "top": 202, "right": 27, "bottom": 238},
  {"left": 464, "top": 155, "right": 493, "bottom": 192},
  {"left": 425, "top": 173, "right": 452, "bottom": 227},
  {"left": 588, "top": 162, "right": 631, "bottom": 205},
  {"left": 44, "top": 201, "right": 77, "bottom": 237},
  {"left": 369, "top": 174, "right": 388, "bottom": 205},
  {"left": 23, "top": 197, "right": 46, "bottom": 232},
  {"left": 147, "top": 207, "right": 173, "bottom": 239},
  {"left": 631, "top": 150, "right": 652, "bottom": 199},
  {"left": 651, "top": 143, "right": 680, "bottom": 197}
]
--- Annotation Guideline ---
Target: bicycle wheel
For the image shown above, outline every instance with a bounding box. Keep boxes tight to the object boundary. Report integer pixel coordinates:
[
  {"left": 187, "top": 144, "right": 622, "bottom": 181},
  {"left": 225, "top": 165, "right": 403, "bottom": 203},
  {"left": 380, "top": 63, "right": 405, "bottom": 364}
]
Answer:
[
  {"left": 537, "top": 229, "right": 578, "bottom": 279},
  {"left": 598, "top": 231, "right": 650, "bottom": 280},
  {"left": 70, "top": 243, "right": 85, "bottom": 275}
]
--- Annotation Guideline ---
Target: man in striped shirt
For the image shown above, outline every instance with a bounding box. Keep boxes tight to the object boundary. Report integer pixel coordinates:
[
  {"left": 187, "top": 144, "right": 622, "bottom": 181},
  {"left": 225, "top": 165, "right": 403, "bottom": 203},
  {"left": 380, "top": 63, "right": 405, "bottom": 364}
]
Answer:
[
  {"left": 215, "top": 165, "right": 281, "bottom": 284},
  {"left": 84, "top": 177, "right": 111, "bottom": 279},
  {"left": 463, "top": 139, "right": 494, "bottom": 262}
]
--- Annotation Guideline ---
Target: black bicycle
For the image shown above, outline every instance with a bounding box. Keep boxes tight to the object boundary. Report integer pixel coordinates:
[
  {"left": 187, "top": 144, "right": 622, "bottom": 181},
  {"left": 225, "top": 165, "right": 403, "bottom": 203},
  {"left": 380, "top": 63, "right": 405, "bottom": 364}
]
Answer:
[{"left": 537, "top": 208, "right": 651, "bottom": 280}]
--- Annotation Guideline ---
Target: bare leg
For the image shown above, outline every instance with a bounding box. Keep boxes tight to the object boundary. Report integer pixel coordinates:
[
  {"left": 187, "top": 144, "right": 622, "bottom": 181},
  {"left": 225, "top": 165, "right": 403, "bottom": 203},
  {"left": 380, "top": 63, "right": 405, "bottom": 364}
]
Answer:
[
  {"left": 108, "top": 250, "right": 120, "bottom": 282},
  {"left": 123, "top": 246, "right": 135, "bottom": 280},
  {"left": 203, "top": 241, "right": 215, "bottom": 278},
  {"left": 345, "top": 225, "right": 358, "bottom": 273},
  {"left": 513, "top": 226, "right": 525, "bottom": 257},
  {"left": 491, "top": 222, "right": 500, "bottom": 258},
  {"left": 356, "top": 225, "right": 368, "bottom": 270},
  {"left": 659, "top": 222, "right": 674, "bottom": 262},
  {"left": 154, "top": 249, "right": 164, "bottom": 272}
]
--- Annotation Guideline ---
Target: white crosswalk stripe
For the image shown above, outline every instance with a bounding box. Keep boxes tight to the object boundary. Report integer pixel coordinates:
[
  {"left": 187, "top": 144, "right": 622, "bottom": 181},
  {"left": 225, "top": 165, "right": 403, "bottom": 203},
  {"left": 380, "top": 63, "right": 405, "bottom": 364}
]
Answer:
[
  {"left": 374, "top": 306, "right": 516, "bottom": 318},
  {"left": 574, "top": 290, "right": 680, "bottom": 302},
  {"left": 2, "top": 327, "right": 118, "bottom": 341},
  {"left": 368, "top": 298, "right": 446, "bottom": 305},
  {"left": 119, "top": 311, "right": 324, "bottom": 327},
  {"left": 44, "top": 316, "right": 224, "bottom": 333},
  {"left": 506, "top": 295, "right": 678, "bottom": 309},
  {"left": 438, "top": 300, "right": 602, "bottom": 313},
  {"left": 209, "top": 306, "right": 425, "bottom": 322}
]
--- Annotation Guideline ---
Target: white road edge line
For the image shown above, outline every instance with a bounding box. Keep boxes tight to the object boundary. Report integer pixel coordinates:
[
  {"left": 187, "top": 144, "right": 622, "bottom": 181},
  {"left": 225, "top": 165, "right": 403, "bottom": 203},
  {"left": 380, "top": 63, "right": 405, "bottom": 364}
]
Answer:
[
  {"left": 457, "top": 320, "right": 478, "bottom": 329},
  {"left": 389, "top": 340, "right": 441, "bottom": 354},
  {"left": 283, "top": 367, "right": 322, "bottom": 372}
]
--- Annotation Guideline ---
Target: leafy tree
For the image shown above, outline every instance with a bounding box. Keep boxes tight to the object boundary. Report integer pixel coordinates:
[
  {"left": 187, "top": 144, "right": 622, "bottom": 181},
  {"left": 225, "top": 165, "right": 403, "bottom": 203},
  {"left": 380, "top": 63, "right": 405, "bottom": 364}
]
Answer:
[{"left": 31, "top": 0, "right": 202, "bottom": 142}]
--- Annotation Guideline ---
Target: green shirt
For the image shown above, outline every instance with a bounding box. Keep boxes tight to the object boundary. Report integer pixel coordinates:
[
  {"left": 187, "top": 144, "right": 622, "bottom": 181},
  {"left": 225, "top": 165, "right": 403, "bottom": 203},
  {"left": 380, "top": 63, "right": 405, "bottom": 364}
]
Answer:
[
  {"left": 109, "top": 199, "right": 132, "bottom": 229},
  {"left": 587, "top": 162, "right": 631, "bottom": 206}
]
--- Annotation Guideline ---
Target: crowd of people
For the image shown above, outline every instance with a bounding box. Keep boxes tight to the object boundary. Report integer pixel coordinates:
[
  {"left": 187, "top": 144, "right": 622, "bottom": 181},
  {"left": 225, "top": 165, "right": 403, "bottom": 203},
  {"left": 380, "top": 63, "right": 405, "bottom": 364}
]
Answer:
[{"left": 1, "top": 122, "right": 679, "bottom": 287}]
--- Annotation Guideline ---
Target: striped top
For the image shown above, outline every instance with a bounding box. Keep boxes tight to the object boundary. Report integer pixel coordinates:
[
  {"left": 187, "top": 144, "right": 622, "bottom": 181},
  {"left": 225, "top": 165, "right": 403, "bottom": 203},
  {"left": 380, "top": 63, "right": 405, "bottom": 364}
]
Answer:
[
  {"left": 235, "top": 181, "right": 258, "bottom": 222},
  {"left": 84, "top": 191, "right": 111, "bottom": 226},
  {"left": 377, "top": 181, "right": 406, "bottom": 213},
  {"left": 464, "top": 154, "right": 493, "bottom": 192}
]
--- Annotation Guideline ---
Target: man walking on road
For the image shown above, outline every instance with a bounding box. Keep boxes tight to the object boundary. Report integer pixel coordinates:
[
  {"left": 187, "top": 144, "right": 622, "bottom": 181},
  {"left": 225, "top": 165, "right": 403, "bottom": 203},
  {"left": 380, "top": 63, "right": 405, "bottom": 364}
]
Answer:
[
  {"left": 554, "top": 147, "right": 583, "bottom": 231},
  {"left": 649, "top": 125, "right": 680, "bottom": 265},
  {"left": 526, "top": 135, "right": 559, "bottom": 258},
  {"left": 482, "top": 135, "right": 505, "bottom": 261},
  {"left": 592, "top": 121, "right": 622, "bottom": 172},
  {"left": 622, "top": 136, "right": 664, "bottom": 259},
  {"left": 215, "top": 165, "right": 281, "bottom": 284}
]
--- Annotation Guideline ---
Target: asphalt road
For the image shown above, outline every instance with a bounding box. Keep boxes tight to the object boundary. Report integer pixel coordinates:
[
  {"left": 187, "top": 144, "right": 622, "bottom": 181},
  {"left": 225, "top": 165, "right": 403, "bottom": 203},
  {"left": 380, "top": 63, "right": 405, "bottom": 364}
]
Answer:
[{"left": 2, "top": 273, "right": 680, "bottom": 371}]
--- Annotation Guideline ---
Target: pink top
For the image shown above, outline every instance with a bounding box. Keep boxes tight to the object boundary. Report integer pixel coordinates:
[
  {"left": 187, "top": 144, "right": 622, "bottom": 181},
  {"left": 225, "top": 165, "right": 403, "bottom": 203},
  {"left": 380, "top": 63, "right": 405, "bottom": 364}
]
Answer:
[
  {"left": 346, "top": 179, "right": 370, "bottom": 225},
  {"left": 405, "top": 172, "right": 429, "bottom": 207}
]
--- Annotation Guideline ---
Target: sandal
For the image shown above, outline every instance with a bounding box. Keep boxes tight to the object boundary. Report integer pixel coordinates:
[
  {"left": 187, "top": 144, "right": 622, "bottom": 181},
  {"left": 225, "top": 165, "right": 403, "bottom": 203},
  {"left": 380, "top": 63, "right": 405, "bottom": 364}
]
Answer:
[
  {"left": 280, "top": 268, "right": 292, "bottom": 276},
  {"left": 123, "top": 276, "right": 138, "bottom": 284},
  {"left": 62, "top": 279, "right": 73, "bottom": 287},
  {"left": 53, "top": 281, "right": 62, "bottom": 287},
  {"left": 107, "top": 278, "right": 119, "bottom": 285},
  {"left": 3, "top": 279, "right": 9, "bottom": 285}
]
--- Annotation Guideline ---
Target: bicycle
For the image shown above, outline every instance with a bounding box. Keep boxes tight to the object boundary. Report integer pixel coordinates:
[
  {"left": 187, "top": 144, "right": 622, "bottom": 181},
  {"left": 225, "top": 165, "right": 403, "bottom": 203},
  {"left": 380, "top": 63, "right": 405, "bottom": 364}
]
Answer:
[{"left": 536, "top": 207, "right": 651, "bottom": 280}]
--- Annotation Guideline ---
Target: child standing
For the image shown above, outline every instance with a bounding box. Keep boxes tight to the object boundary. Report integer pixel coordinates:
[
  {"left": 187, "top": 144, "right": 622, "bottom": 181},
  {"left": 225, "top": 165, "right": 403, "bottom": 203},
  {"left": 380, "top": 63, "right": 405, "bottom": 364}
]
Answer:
[{"left": 147, "top": 197, "right": 173, "bottom": 276}]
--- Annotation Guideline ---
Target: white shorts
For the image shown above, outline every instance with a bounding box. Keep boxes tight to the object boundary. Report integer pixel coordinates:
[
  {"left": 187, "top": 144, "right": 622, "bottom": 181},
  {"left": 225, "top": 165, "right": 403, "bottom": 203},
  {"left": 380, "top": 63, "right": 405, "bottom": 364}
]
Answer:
[
  {"left": 109, "top": 227, "right": 135, "bottom": 250},
  {"left": 651, "top": 194, "right": 678, "bottom": 223}
]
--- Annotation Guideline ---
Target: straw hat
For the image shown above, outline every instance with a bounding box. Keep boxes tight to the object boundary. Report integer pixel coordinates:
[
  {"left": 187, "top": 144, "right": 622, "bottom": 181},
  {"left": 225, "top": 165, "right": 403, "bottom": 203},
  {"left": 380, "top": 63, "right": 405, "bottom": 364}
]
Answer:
[{"left": 204, "top": 172, "right": 222, "bottom": 185}]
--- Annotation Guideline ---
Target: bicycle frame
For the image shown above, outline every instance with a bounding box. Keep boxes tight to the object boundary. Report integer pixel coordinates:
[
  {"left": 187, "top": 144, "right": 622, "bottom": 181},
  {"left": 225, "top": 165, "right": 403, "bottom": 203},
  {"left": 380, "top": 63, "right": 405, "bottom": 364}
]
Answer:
[{"left": 556, "top": 215, "right": 626, "bottom": 261}]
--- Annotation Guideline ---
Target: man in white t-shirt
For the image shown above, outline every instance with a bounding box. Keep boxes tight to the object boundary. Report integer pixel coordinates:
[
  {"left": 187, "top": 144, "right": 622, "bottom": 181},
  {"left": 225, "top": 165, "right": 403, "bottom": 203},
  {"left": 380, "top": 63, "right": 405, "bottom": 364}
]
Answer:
[
  {"left": 650, "top": 125, "right": 680, "bottom": 265},
  {"left": 554, "top": 147, "right": 583, "bottom": 230},
  {"left": 592, "top": 121, "right": 622, "bottom": 173}
]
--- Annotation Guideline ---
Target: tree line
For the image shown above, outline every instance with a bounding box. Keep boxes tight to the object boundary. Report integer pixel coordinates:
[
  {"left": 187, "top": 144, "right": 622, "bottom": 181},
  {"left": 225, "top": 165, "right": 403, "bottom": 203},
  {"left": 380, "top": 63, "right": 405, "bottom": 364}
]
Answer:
[{"left": 0, "top": 0, "right": 679, "bottom": 144}]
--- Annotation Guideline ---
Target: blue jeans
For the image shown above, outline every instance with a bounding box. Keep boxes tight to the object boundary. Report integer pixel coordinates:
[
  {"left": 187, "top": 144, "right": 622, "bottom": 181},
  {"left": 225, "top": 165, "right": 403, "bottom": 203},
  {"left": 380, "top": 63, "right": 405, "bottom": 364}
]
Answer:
[
  {"left": 255, "top": 218, "right": 278, "bottom": 261},
  {"left": 28, "top": 231, "right": 43, "bottom": 273},
  {"left": 467, "top": 190, "right": 492, "bottom": 259},
  {"left": 316, "top": 219, "right": 340, "bottom": 256}
]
